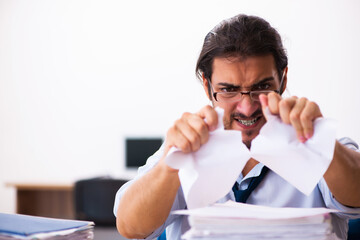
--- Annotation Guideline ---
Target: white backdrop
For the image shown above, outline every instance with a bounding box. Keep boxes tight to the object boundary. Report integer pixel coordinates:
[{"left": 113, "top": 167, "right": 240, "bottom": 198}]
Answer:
[{"left": 1, "top": 0, "right": 359, "bottom": 213}]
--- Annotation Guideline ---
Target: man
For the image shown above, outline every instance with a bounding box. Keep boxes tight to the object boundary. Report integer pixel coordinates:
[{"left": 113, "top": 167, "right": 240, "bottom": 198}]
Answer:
[{"left": 114, "top": 14, "right": 360, "bottom": 239}]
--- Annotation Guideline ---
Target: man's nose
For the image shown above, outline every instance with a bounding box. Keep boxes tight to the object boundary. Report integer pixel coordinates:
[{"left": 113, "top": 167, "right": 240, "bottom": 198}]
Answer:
[{"left": 235, "top": 94, "right": 258, "bottom": 116}]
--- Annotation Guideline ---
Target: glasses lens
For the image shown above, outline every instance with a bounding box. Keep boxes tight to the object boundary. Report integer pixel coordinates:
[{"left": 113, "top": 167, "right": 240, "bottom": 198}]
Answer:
[
  {"left": 215, "top": 90, "right": 276, "bottom": 102},
  {"left": 250, "top": 91, "right": 273, "bottom": 101},
  {"left": 216, "top": 92, "right": 239, "bottom": 102}
]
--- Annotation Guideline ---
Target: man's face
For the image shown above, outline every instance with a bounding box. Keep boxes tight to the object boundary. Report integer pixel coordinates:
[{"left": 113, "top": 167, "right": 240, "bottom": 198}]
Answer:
[{"left": 203, "top": 55, "right": 285, "bottom": 148}]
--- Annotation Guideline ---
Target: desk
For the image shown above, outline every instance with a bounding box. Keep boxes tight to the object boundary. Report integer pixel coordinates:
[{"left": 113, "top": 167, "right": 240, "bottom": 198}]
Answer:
[{"left": 6, "top": 182, "right": 75, "bottom": 219}]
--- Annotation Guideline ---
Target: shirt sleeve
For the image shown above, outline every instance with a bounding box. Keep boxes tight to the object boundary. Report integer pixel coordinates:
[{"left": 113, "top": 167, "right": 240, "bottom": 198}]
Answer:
[
  {"left": 318, "top": 137, "right": 360, "bottom": 219},
  {"left": 113, "top": 143, "right": 186, "bottom": 240}
]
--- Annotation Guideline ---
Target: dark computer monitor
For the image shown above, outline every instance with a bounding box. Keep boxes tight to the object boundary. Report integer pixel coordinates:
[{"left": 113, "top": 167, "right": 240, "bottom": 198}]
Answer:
[{"left": 125, "top": 138, "right": 163, "bottom": 168}]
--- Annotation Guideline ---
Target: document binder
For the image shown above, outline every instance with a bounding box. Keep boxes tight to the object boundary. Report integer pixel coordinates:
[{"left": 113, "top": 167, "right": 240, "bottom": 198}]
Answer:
[{"left": 0, "top": 213, "right": 94, "bottom": 240}]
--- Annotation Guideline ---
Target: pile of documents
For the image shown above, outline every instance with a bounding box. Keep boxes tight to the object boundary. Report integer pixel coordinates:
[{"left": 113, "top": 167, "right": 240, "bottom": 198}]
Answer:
[
  {"left": 0, "top": 213, "right": 94, "bottom": 240},
  {"left": 174, "top": 201, "right": 339, "bottom": 240}
]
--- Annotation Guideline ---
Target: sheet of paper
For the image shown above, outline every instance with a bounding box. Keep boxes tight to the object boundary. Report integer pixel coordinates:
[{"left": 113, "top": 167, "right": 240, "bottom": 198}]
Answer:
[
  {"left": 166, "top": 108, "right": 250, "bottom": 209},
  {"left": 173, "top": 200, "right": 338, "bottom": 220},
  {"left": 165, "top": 107, "right": 336, "bottom": 209},
  {"left": 175, "top": 201, "right": 340, "bottom": 240},
  {"left": 251, "top": 108, "right": 337, "bottom": 195}
]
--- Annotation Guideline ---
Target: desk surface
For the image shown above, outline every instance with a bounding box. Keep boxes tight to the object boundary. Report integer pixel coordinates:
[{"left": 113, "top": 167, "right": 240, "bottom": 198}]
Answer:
[{"left": 6, "top": 182, "right": 74, "bottom": 190}]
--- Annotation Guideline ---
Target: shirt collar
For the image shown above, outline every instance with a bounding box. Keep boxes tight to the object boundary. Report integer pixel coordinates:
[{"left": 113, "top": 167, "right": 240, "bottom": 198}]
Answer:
[{"left": 237, "top": 162, "right": 265, "bottom": 183}]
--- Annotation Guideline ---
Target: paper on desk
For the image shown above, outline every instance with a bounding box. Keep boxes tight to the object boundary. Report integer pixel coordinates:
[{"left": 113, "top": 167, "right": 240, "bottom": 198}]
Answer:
[
  {"left": 173, "top": 200, "right": 338, "bottom": 220},
  {"left": 174, "top": 201, "right": 339, "bottom": 240},
  {"left": 165, "top": 107, "right": 336, "bottom": 209}
]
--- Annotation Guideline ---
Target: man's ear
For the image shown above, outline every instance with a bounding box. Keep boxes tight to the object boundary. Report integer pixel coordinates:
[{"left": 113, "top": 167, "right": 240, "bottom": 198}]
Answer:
[
  {"left": 202, "top": 74, "right": 212, "bottom": 100},
  {"left": 280, "top": 67, "right": 288, "bottom": 95}
]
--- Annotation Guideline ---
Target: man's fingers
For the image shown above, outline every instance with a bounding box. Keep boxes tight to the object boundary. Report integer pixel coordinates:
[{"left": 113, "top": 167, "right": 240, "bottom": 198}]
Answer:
[
  {"left": 262, "top": 93, "right": 323, "bottom": 143},
  {"left": 279, "top": 96, "right": 298, "bottom": 124},
  {"left": 166, "top": 124, "right": 192, "bottom": 153},
  {"left": 166, "top": 105, "right": 217, "bottom": 153},
  {"left": 300, "top": 101, "right": 323, "bottom": 139},
  {"left": 259, "top": 94, "right": 269, "bottom": 120},
  {"left": 288, "top": 97, "right": 308, "bottom": 142},
  {"left": 267, "top": 92, "right": 282, "bottom": 115},
  {"left": 187, "top": 113, "right": 210, "bottom": 146},
  {"left": 197, "top": 105, "right": 218, "bottom": 131},
  {"left": 174, "top": 111, "right": 211, "bottom": 152},
  {"left": 276, "top": 96, "right": 323, "bottom": 143}
]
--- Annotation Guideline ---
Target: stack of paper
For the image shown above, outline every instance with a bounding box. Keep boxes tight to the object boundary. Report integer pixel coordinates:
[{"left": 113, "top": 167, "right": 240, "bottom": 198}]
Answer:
[
  {"left": 0, "top": 213, "right": 94, "bottom": 240},
  {"left": 174, "top": 201, "right": 339, "bottom": 240}
]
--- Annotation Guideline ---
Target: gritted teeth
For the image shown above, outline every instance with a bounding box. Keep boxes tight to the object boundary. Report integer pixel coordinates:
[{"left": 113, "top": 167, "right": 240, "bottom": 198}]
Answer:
[{"left": 235, "top": 116, "right": 260, "bottom": 126}]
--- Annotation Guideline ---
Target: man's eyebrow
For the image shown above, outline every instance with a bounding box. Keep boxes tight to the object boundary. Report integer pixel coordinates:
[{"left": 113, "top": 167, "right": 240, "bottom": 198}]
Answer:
[
  {"left": 253, "top": 77, "right": 276, "bottom": 86},
  {"left": 216, "top": 82, "right": 240, "bottom": 88},
  {"left": 216, "top": 77, "right": 276, "bottom": 88}
]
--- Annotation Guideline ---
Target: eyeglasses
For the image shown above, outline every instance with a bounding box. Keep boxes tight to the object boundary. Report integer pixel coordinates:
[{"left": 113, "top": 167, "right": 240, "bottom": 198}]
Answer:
[
  {"left": 209, "top": 71, "right": 285, "bottom": 103},
  {"left": 212, "top": 89, "right": 279, "bottom": 103}
]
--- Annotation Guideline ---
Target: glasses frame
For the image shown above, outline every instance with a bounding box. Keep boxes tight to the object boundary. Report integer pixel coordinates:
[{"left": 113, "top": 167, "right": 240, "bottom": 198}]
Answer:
[{"left": 209, "top": 70, "right": 286, "bottom": 103}]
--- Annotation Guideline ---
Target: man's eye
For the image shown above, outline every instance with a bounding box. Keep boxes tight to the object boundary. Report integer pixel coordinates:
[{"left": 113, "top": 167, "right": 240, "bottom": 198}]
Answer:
[
  {"left": 220, "top": 87, "right": 238, "bottom": 92},
  {"left": 254, "top": 83, "right": 272, "bottom": 90}
]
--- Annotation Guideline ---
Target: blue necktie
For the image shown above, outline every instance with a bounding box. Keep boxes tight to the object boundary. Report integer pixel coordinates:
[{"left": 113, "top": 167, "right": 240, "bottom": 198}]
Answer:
[
  {"left": 232, "top": 166, "right": 269, "bottom": 203},
  {"left": 158, "top": 166, "right": 269, "bottom": 240}
]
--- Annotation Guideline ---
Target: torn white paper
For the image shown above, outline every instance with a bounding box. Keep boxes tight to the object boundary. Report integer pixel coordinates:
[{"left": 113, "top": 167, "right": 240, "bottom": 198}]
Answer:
[
  {"left": 165, "top": 107, "right": 336, "bottom": 209},
  {"left": 166, "top": 108, "right": 250, "bottom": 209},
  {"left": 251, "top": 108, "right": 337, "bottom": 195}
]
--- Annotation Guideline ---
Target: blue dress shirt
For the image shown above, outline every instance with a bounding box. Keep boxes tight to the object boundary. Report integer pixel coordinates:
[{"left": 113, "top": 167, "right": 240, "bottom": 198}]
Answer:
[{"left": 114, "top": 137, "right": 360, "bottom": 240}]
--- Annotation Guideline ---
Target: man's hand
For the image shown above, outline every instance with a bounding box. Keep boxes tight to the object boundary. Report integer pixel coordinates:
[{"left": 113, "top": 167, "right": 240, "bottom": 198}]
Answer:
[
  {"left": 259, "top": 92, "right": 323, "bottom": 143},
  {"left": 258, "top": 93, "right": 360, "bottom": 207},
  {"left": 164, "top": 105, "right": 218, "bottom": 153},
  {"left": 115, "top": 106, "right": 219, "bottom": 239}
]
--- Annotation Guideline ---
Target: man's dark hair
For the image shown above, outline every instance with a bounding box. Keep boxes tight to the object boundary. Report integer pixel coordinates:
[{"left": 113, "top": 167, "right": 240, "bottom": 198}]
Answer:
[{"left": 196, "top": 14, "right": 288, "bottom": 88}]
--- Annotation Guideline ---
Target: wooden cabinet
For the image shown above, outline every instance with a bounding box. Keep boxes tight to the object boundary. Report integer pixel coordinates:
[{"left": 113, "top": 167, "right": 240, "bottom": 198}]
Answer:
[{"left": 6, "top": 183, "right": 75, "bottom": 219}]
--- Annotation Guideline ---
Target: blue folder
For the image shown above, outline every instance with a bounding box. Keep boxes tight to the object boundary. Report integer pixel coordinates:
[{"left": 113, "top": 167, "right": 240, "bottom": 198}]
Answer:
[{"left": 0, "top": 213, "right": 93, "bottom": 237}]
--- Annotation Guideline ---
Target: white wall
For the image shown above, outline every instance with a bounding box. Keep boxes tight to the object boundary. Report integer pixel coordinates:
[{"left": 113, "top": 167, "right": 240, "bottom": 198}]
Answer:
[{"left": 1, "top": 0, "right": 359, "bottom": 213}]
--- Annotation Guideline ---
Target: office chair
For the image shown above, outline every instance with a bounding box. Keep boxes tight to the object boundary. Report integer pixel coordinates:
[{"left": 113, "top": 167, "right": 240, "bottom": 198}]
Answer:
[{"left": 74, "top": 177, "right": 127, "bottom": 226}]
